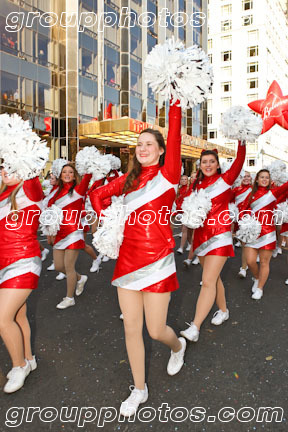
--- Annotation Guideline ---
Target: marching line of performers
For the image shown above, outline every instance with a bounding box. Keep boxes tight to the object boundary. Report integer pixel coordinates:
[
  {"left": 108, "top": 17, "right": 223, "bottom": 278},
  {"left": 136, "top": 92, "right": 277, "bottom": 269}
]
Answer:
[{"left": 1, "top": 101, "right": 288, "bottom": 418}]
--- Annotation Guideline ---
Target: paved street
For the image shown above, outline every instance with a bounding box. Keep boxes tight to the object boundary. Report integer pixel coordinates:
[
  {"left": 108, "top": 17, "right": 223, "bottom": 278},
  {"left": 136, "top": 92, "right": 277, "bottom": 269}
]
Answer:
[{"left": 0, "top": 233, "right": 288, "bottom": 432}]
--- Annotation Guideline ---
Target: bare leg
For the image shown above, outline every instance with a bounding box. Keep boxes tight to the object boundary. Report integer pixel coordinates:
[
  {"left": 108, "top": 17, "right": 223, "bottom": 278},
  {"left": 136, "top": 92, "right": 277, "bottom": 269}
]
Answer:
[
  {"left": 15, "top": 303, "right": 33, "bottom": 360},
  {"left": 0, "top": 289, "right": 32, "bottom": 368},
  {"left": 245, "top": 247, "right": 259, "bottom": 279},
  {"left": 179, "top": 226, "right": 188, "bottom": 249},
  {"left": 64, "top": 250, "right": 80, "bottom": 298},
  {"left": 144, "top": 292, "right": 181, "bottom": 352},
  {"left": 215, "top": 276, "right": 227, "bottom": 312},
  {"left": 117, "top": 288, "right": 145, "bottom": 390},
  {"left": 84, "top": 244, "right": 97, "bottom": 260},
  {"left": 258, "top": 249, "right": 273, "bottom": 290},
  {"left": 241, "top": 242, "right": 248, "bottom": 269},
  {"left": 193, "top": 256, "right": 227, "bottom": 329}
]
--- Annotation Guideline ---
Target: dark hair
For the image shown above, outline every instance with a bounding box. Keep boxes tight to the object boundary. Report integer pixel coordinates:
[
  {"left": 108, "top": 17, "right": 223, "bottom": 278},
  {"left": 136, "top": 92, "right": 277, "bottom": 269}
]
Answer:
[
  {"left": 123, "top": 128, "right": 166, "bottom": 193},
  {"left": 53, "top": 163, "right": 80, "bottom": 199},
  {"left": 193, "top": 150, "right": 221, "bottom": 190},
  {"left": 248, "top": 169, "right": 271, "bottom": 204}
]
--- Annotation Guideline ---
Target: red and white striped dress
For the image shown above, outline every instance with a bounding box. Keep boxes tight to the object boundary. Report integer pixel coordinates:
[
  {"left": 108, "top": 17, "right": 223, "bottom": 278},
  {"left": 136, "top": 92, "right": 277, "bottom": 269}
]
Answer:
[
  {"left": 0, "top": 178, "right": 43, "bottom": 289},
  {"left": 243, "top": 184, "right": 288, "bottom": 250},
  {"left": 192, "top": 141, "right": 246, "bottom": 257},
  {"left": 48, "top": 174, "right": 92, "bottom": 250},
  {"left": 90, "top": 103, "right": 182, "bottom": 293}
]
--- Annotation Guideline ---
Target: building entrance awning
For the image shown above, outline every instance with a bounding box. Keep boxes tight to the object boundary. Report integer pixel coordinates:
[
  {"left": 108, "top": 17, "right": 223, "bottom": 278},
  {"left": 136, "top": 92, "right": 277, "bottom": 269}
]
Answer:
[{"left": 79, "top": 118, "right": 236, "bottom": 159}]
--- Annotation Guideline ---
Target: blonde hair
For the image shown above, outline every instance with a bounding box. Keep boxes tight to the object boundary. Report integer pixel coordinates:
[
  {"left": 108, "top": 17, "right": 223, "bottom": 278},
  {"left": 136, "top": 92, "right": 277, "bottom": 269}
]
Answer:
[{"left": 0, "top": 181, "right": 24, "bottom": 212}]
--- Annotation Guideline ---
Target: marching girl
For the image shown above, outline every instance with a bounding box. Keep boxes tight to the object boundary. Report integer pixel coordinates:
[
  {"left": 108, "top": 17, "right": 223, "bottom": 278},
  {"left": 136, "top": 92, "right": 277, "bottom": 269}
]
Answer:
[
  {"left": 242, "top": 169, "right": 288, "bottom": 300},
  {"left": 280, "top": 194, "right": 288, "bottom": 284},
  {"left": 47, "top": 164, "right": 92, "bottom": 309},
  {"left": 231, "top": 171, "right": 252, "bottom": 278},
  {"left": 175, "top": 175, "right": 190, "bottom": 254},
  {"left": 181, "top": 142, "right": 246, "bottom": 342},
  {"left": 90, "top": 101, "right": 186, "bottom": 416},
  {"left": 0, "top": 114, "right": 48, "bottom": 393}
]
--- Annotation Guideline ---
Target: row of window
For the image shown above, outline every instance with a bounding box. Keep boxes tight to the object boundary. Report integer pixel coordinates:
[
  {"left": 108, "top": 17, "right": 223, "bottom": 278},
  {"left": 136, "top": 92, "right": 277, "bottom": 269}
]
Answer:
[
  {"left": 221, "top": 14, "right": 253, "bottom": 31},
  {"left": 217, "top": 46, "right": 259, "bottom": 62},
  {"left": 220, "top": 1, "right": 253, "bottom": 16}
]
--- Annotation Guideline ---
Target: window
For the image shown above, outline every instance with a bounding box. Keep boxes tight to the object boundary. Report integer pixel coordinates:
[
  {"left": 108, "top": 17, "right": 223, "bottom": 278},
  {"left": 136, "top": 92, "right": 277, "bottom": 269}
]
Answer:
[
  {"left": 208, "top": 53, "right": 213, "bottom": 64},
  {"left": 243, "top": 0, "right": 253, "bottom": 10},
  {"left": 221, "top": 20, "right": 232, "bottom": 31},
  {"left": 222, "top": 50, "right": 232, "bottom": 62},
  {"left": 248, "top": 46, "right": 258, "bottom": 57},
  {"left": 248, "top": 30, "right": 259, "bottom": 43},
  {"left": 208, "top": 114, "right": 212, "bottom": 124},
  {"left": 242, "top": 15, "right": 253, "bottom": 26},
  {"left": 208, "top": 39, "right": 213, "bottom": 50},
  {"left": 221, "top": 97, "right": 232, "bottom": 109},
  {"left": 207, "top": 99, "right": 212, "bottom": 111},
  {"left": 221, "top": 35, "right": 232, "bottom": 49},
  {"left": 247, "top": 62, "right": 258, "bottom": 73},
  {"left": 248, "top": 158, "right": 256, "bottom": 167},
  {"left": 209, "top": 130, "right": 217, "bottom": 139},
  {"left": 247, "top": 78, "right": 258, "bottom": 89},
  {"left": 221, "top": 66, "right": 232, "bottom": 76},
  {"left": 222, "top": 82, "right": 232, "bottom": 92},
  {"left": 221, "top": 4, "right": 232, "bottom": 16},
  {"left": 247, "top": 93, "right": 258, "bottom": 102}
]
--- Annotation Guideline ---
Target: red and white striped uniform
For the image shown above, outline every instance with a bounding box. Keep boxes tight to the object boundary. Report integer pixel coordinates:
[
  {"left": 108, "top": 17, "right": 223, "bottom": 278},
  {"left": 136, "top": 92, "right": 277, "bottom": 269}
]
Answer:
[
  {"left": 48, "top": 174, "right": 92, "bottom": 249},
  {"left": 192, "top": 141, "right": 246, "bottom": 257},
  {"left": 0, "top": 178, "right": 43, "bottom": 289},
  {"left": 90, "top": 103, "right": 182, "bottom": 293},
  {"left": 243, "top": 184, "right": 288, "bottom": 250}
]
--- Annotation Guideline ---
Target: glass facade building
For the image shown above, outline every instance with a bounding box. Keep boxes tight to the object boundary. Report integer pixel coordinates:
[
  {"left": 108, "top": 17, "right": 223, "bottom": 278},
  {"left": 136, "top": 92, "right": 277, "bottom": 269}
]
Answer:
[{"left": 0, "top": 0, "right": 235, "bottom": 172}]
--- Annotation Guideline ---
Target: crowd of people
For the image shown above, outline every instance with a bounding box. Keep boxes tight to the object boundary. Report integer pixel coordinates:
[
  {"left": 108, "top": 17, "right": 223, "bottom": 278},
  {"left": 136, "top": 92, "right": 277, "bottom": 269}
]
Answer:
[{"left": 1, "top": 108, "right": 287, "bottom": 418}]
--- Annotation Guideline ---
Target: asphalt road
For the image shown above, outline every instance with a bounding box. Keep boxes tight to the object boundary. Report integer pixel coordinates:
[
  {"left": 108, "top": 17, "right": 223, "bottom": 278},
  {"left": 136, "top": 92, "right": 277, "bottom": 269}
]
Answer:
[{"left": 0, "top": 233, "right": 288, "bottom": 432}]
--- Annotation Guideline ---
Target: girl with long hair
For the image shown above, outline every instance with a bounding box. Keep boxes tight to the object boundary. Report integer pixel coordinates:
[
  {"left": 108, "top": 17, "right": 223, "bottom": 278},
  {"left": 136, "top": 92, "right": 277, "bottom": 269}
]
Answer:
[
  {"left": 180, "top": 142, "right": 246, "bottom": 342},
  {"left": 242, "top": 169, "right": 288, "bottom": 300},
  {"left": 90, "top": 102, "right": 186, "bottom": 416},
  {"left": 47, "top": 163, "right": 92, "bottom": 309},
  {"left": 0, "top": 170, "right": 43, "bottom": 393}
]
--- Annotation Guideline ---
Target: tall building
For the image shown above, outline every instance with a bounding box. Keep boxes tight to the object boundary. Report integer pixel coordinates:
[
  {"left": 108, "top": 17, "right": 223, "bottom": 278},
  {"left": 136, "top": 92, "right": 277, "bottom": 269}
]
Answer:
[
  {"left": 0, "top": 0, "right": 235, "bottom": 172},
  {"left": 207, "top": 0, "right": 288, "bottom": 171}
]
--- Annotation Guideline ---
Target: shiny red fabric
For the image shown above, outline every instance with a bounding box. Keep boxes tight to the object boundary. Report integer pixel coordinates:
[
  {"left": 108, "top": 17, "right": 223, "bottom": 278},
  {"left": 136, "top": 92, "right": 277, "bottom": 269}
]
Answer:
[
  {"left": 192, "top": 142, "right": 246, "bottom": 257},
  {"left": 242, "top": 184, "right": 288, "bottom": 249},
  {"left": 90, "top": 103, "right": 182, "bottom": 292},
  {"left": 175, "top": 185, "right": 189, "bottom": 211},
  {"left": 0, "top": 178, "right": 43, "bottom": 289},
  {"left": 48, "top": 174, "right": 92, "bottom": 249}
]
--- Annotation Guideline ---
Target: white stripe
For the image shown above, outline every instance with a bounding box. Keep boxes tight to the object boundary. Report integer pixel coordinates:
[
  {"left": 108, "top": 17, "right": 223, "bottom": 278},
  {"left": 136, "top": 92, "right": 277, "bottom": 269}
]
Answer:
[
  {"left": 196, "top": 235, "right": 233, "bottom": 257},
  {"left": 54, "top": 191, "right": 83, "bottom": 209},
  {"left": 0, "top": 258, "right": 41, "bottom": 284},
  {"left": 53, "top": 231, "right": 84, "bottom": 249},
  {"left": 246, "top": 232, "right": 276, "bottom": 249},
  {"left": 0, "top": 189, "right": 42, "bottom": 221},
  {"left": 235, "top": 188, "right": 251, "bottom": 206},
  {"left": 125, "top": 173, "right": 177, "bottom": 214},
  {"left": 112, "top": 262, "right": 176, "bottom": 291},
  {"left": 204, "top": 177, "right": 231, "bottom": 200},
  {"left": 251, "top": 191, "right": 276, "bottom": 213}
]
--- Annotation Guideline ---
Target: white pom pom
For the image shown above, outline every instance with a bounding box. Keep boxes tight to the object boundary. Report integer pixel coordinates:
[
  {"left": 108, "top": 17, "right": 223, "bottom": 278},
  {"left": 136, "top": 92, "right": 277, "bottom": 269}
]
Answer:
[
  {"left": 0, "top": 113, "right": 49, "bottom": 180},
  {"left": 144, "top": 37, "right": 213, "bottom": 109},
  {"left": 52, "top": 158, "right": 68, "bottom": 178},
  {"left": 104, "top": 154, "right": 121, "bottom": 170},
  {"left": 182, "top": 189, "right": 212, "bottom": 229},
  {"left": 92, "top": 195, "right": 127, "bottom": 259},
  {"left": 229, "top": 202, "right": 239, "bottom": 223},
  {"left": 220, "top": 160, "right": 233, "bottom": 173},
  {"left": 275, "top": 202, "right": 288, "bottom": 224},
  {"left": 76, "top": 146, "right": 112, "bottom": 180},
  {"left": 265, "top": 160, "right": 288, "bottom": 186},
  {"left": 39, "top": 205, "right": 63, "bottom": 236},
  {"left": 236, "top": 214, "right": 261, "bottom": 243},
  {"left": 220, "top": 106, "right": 263, "bottom": 142}
]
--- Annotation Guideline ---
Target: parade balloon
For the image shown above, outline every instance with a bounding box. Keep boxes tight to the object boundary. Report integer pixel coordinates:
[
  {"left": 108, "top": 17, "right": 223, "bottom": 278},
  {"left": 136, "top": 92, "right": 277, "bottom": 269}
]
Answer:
[{"left": 248, "top": 80, "right": 288, "bottom": 134}]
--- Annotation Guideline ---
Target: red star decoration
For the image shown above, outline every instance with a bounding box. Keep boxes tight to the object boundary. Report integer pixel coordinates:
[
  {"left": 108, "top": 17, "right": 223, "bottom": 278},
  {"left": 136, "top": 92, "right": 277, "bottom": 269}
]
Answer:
[{"left": 248, "top": 80, "right": 288, "bottom": 134}]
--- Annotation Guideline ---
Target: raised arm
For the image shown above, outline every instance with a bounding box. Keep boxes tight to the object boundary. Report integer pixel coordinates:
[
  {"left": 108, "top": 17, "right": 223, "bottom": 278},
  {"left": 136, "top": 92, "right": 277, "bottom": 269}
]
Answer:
[
  {"left": 222, "top": 141, "right": 246, "bottom": 186},
  {"left": 89, "top": 174, "right": 127, "bottom": 217},
  {"left": 161, "top": 101, "right": 182, "bottom": 184},
  {"left": 23, "top": 177, "right": 44, "bottom": 202},
  {"left": 75, "top": 174, "right": 92, "bottom": 196},
  {"left": 271, "top": 181, "right": 288, "bottom": 199}
]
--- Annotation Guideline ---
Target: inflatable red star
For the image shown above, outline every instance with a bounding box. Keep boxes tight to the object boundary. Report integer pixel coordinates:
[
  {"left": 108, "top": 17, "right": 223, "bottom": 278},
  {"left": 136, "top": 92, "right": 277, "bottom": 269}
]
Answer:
[{"left": 248, "top": 80, "right": 288, "bottom": 134}]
